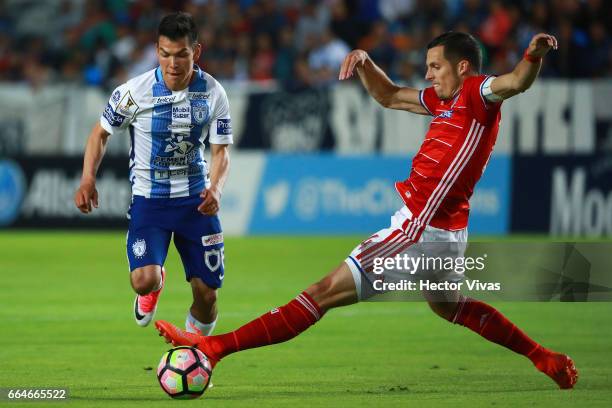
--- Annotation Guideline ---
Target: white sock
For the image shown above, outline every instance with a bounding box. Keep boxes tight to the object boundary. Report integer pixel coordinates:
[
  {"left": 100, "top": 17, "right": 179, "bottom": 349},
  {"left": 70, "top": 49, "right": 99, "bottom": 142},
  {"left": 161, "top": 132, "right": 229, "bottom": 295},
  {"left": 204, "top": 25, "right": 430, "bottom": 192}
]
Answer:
[{"left": 185, "top": 312, "right": 217, "bottom": 335}]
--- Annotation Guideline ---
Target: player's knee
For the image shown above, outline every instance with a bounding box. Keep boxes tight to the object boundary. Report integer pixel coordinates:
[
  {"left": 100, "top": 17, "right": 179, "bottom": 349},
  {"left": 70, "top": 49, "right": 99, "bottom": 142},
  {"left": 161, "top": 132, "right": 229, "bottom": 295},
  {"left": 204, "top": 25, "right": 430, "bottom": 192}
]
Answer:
[
  {"left": 306, "top": 275, "right": 333, "bottom": 301},
  {"left": 131, "top": 267, "right": 160, "bottom": 295},
  {"left": 198, "top": 289, "right": 217, "bottom": 307},
  {"left": 427, "top": 301, "right": 457, "bottom": 322}
]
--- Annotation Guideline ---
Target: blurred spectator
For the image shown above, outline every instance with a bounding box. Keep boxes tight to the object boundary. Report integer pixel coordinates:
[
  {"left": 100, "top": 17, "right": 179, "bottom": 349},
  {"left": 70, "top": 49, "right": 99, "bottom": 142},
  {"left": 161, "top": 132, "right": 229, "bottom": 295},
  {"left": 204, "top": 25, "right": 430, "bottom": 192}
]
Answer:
[
  {"left": 274, "top": 26, "right": 297, "bottom": 84},
  {"left": 479, "top": 1, "right": 514, "bottom": 50},
  {"left": 330, "top": 0, "right": 362, "bottom": 48},
  {"left": 250, "top": 33, "right": 276, "bottom": 81},
  {"left": 308, "top": 29, "right": 350, "bottom": 86},
  {"left": 0, "top": 0, "right": 607, "bottom": 90},
  {"left": 294, "top": 1, "right": 329, "bottom": 52},
  {"left": 358, "top": 20, "right": 396, "bottom": 74}
]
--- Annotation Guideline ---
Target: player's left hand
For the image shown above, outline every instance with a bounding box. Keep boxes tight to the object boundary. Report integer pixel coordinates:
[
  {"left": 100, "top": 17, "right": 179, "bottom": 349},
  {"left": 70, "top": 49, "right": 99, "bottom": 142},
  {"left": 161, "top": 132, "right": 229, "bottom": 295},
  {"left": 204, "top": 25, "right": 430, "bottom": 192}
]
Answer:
[
  {"left": 198, "top": 187, "right": 221, "bottom": 215},
  {"left": 339, "top": 49, "right": 369, "bottom": 80},
  {"left": 526, "top": 33, "right": 558, "bottom": 58}
]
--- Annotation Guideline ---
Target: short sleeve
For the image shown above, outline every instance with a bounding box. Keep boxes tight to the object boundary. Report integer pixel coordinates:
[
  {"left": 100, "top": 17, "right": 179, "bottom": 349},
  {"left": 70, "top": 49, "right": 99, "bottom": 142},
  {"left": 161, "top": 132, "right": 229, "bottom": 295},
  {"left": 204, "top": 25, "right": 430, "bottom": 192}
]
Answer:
[
  {"left": 208, "top": 85, "right": 233, "bottom": 145},
  {"left": 100, "top": 84, "right": 139, "bottom": 135},
  {"left": 480, "top": 76, "right": 504, "bottom": 103},
  {"left": 419, "top": 87, "right": 439, "bottom": 116},
  {"left": 465, "top": 75, "right": 502, "bottom": 123}
]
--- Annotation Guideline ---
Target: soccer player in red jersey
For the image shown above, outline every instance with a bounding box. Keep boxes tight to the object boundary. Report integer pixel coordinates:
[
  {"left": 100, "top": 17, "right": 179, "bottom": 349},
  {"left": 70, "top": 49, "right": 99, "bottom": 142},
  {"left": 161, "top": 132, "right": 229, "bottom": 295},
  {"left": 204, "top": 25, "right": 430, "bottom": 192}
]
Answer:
[{"left": 155, "top": 32, "right": 578, "bottom": 389}]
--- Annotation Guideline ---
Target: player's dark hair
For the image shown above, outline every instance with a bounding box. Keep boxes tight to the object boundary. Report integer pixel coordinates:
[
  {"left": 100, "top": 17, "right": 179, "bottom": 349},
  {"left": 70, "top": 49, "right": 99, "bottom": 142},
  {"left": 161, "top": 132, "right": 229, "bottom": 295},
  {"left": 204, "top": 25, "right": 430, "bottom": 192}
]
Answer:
[
  {"left": 157, "top": 12, "right": 198, "bottom": 45},
  {"left": 427, "top": 32, "right": 482, "bottom": 73}
]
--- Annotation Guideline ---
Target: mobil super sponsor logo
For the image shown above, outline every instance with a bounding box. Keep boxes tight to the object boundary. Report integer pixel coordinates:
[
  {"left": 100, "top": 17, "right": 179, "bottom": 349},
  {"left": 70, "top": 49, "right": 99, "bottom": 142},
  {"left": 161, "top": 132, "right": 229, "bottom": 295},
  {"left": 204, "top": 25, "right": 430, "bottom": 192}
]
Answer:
[{"left": 172, "top": 106, "right": 190, "bottom": 119}]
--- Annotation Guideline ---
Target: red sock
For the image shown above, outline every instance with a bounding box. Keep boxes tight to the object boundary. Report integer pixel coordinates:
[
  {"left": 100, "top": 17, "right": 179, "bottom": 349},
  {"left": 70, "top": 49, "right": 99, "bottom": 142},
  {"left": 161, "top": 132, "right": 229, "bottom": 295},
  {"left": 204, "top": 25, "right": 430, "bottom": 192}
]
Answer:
[
  {"left": 452, "top": 297, "right": 547, "bottom": 364},
  {"left": 206, "top": 292, "right": 323, "bottom": 360}
]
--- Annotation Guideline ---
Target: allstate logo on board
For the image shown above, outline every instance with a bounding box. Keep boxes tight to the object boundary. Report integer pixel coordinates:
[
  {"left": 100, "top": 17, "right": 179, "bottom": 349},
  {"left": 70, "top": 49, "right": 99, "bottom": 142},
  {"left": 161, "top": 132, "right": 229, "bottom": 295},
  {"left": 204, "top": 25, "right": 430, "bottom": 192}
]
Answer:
[{"left": 0, "top": 160, "right": 26, "bottom": 226}]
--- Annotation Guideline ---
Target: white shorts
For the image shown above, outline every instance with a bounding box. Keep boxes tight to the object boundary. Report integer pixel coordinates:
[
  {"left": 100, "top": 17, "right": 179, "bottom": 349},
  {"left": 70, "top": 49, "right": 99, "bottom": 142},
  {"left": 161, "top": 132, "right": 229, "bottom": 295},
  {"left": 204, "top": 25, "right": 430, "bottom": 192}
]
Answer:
[{"left": 345, "top": 206, "right": 468, "bottom": 300}]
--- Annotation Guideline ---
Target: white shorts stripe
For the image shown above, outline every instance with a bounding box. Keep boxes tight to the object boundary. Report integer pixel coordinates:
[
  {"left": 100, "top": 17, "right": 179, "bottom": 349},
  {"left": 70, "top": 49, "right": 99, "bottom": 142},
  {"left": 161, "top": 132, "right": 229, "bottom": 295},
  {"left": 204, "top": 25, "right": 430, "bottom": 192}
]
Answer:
[
  {"left": 357, "top": 229, "right": 405, "bottom": 261},
  {"left": 360, "top": 236, "right": 411, "bottom": 266},
  {"left": 359, "top": 232, "right": 408, "bottom": 264}
]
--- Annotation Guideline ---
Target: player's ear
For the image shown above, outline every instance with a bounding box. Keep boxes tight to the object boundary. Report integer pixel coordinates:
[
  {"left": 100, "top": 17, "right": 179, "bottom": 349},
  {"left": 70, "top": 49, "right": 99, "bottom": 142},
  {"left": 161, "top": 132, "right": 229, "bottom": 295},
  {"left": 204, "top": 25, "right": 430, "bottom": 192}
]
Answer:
[
  {"left": 457, "top": 59, "right": 470, "bottom": 76},
  {"left": 193, "top": 42, "right": 202, "bottom": 61}
]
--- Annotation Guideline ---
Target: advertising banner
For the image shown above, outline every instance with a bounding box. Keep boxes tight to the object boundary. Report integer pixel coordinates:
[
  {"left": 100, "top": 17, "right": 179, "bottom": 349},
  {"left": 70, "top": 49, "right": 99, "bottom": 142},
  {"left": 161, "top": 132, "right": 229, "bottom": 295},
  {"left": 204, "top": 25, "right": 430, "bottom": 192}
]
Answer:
[
  {"left": 1, "top": 154, "right": 510, "bottom": 235},
  {"left": 0, "top": 157, "right": 130, "bottom": 229},
  {"left": 248, "top": 154, "right": 510, "bottom": 235},
  {"left": 511, "top": 155, "right": 612, "bottom": 237}
]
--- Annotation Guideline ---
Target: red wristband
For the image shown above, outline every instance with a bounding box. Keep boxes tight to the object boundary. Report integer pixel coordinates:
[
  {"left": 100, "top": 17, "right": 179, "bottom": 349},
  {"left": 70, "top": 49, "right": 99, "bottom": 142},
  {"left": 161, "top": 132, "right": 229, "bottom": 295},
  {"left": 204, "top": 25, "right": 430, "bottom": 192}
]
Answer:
[{"left": 523, "top": 51, "right": 542, "bottom": 63}]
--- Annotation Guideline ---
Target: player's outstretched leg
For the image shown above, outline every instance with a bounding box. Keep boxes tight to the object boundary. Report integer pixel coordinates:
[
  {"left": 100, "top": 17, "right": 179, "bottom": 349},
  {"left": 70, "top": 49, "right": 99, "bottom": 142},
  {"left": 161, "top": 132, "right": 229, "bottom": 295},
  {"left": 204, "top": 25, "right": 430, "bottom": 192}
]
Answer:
[
  {"left": 155, "top": 262, "right": 358, "bottom": 366},
  {"left": 132, "top": 266, "right": 165, "bottom": 327},
  {"left": 427, "top": 293, "right": 578, "bottom": 389}
]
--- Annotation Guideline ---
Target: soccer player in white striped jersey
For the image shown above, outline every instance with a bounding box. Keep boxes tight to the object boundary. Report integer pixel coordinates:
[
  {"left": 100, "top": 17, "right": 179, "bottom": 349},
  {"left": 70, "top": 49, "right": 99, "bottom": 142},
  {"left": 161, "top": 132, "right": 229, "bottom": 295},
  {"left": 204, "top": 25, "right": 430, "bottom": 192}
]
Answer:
[
  {"left": 156, "top": 32, "right": 578, "bottom": 389},
  {"left": 75, "top": 13, "right": 231, "bottom": 337}
]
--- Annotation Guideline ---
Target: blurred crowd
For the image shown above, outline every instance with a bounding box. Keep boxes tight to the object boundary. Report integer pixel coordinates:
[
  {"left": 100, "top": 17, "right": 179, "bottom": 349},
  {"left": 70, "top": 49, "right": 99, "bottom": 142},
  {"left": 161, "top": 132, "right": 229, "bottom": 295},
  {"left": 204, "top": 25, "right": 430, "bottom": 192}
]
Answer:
[{"left": 0, "top": 0, "right": 610, "bottom": 91}]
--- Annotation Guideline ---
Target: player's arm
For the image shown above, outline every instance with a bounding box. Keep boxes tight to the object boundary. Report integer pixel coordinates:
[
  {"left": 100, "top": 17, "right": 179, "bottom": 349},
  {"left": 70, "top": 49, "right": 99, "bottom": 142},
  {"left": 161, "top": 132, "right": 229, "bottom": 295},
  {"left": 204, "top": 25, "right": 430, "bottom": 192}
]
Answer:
[
  {"left": 489, "top": 33, "right": 558, "bottom": 100},
  {"left": 339, "top": 49, "right": 428, "bottom": 115},
  {"left": 198, "top": 143, "right": 230, "bottom": 216},
  {"left": 74, "top": 122, "right": 110, "bottom": 213}
]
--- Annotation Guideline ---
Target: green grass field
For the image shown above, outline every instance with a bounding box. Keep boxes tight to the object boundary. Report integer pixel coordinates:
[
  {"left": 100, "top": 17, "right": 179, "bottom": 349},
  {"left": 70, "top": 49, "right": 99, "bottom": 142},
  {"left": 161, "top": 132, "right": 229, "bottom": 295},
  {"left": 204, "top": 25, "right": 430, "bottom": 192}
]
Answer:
[{"left": 1, "top": 232, "right": 611, "bottom": 407}]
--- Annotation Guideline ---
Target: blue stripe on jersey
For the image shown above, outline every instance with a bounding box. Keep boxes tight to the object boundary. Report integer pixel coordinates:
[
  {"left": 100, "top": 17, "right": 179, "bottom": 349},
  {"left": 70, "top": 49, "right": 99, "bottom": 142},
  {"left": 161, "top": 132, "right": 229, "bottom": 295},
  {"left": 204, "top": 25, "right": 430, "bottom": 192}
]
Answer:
[
  {"left": 187, "top": 68, "right": 208, "bottom": 196},
  {"left": 151, "top": 80, "right": 173, "bottom": 197},
  {"left": 129, "top": 125, "right": 136, "bottom": 189}
]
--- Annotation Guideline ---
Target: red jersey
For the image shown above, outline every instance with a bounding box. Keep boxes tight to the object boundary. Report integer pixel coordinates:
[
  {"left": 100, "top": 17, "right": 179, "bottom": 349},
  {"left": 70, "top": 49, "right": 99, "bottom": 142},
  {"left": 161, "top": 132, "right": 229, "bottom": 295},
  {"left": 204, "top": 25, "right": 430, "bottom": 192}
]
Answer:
[{"left": 395, "top": 75, "right": 502, "bottom": 234}]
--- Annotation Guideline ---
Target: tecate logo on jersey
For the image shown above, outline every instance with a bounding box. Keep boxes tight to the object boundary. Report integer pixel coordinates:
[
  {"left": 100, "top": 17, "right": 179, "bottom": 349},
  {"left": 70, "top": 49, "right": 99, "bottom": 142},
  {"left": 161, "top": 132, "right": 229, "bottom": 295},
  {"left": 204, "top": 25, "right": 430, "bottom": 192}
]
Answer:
[
  {"left": 189, "top": 92, "right": 211, "bottom": 100},
  {"left": 154, "top": 95, "right": 177, "bottom": 105}
]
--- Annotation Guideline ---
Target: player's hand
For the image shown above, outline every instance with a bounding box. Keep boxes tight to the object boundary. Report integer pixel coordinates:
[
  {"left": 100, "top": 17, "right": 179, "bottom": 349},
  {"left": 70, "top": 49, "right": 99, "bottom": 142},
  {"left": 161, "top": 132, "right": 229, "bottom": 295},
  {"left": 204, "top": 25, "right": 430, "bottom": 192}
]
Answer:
[
  {"left": 339, "top": 49, "right": 369, "bottom": 80},
  {"left": 198, "top": 186, "right": 221, "bottom": 215},
  {"left": 526, "top": 33, "right": 558, "bottom": 58},
  {"left": 74, "top": 179, "right": 99, "bottom": 214}
]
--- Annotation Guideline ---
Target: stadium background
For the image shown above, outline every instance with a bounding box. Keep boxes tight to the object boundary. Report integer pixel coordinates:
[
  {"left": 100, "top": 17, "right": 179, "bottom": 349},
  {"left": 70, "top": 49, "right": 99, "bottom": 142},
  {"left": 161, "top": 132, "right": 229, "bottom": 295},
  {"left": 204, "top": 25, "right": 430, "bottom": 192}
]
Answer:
[
  {"left": 0, "top": 1, "right": 611, "bottom": 406},
  {"left": 0, "top": 0, "right": 610, "bottom": 237}
]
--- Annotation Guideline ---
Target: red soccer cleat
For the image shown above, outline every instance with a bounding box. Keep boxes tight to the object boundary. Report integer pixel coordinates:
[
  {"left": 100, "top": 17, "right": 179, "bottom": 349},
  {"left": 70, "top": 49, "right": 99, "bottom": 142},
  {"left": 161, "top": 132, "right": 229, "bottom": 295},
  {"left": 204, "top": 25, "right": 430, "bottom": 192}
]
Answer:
[
  {"left": 533, "top": 348, "right": 578, "bottom": 389},
  {"left": 155, "top": 320, "right": 220, "bottom": 367}
]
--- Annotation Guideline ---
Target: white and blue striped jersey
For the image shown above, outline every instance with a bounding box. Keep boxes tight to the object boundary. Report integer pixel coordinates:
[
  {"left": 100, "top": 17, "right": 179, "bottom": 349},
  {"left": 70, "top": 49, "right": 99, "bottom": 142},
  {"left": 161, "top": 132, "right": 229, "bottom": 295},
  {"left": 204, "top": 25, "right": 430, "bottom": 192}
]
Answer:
[{"left": 100, "top": 65, "right": 233, "bottom": 198}]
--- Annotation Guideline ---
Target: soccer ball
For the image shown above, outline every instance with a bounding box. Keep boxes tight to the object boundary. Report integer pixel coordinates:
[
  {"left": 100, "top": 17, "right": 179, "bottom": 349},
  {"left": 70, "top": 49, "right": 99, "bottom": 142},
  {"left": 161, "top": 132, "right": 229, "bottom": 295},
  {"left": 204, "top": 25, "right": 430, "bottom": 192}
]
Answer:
[{"left": 157, "top": 346, "right": 212, "bottom": 399}]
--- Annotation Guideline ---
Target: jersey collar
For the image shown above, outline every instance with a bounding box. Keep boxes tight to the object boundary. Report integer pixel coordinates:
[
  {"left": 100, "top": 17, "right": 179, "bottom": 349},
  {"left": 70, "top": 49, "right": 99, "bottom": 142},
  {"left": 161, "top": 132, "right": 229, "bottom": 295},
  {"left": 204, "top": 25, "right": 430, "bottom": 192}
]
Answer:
[{"left": 154, "top": 64, "right": 205, "bottom": 89}]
